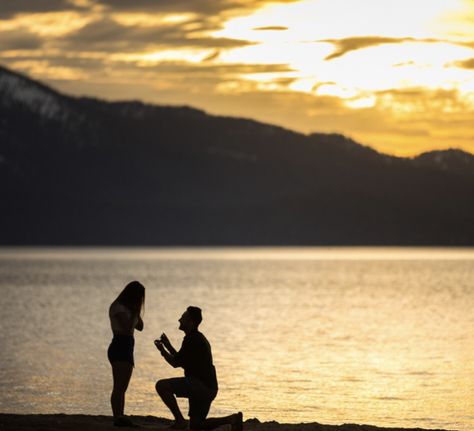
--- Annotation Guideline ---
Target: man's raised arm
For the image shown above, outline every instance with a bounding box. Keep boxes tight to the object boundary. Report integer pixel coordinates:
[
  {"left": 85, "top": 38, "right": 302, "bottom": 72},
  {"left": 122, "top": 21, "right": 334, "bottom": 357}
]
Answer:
[
  {"left": 160, "top": 333, "right": 177, "bottom": 355},
  {"left": 154, "top": 339, "right": 179, "bottom": 368}
]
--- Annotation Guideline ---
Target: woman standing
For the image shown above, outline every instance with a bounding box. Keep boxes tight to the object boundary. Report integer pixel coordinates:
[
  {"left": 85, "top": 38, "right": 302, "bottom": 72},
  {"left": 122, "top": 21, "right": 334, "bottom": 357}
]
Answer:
[{"left": 108, "top": 281, "right": 145, "bottom": 427}]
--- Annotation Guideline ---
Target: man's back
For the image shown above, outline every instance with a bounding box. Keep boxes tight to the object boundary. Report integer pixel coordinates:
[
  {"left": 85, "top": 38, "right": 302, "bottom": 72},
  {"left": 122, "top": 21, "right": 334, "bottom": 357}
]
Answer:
[{"left": 175, "top": 330, "right": 218, "bottom": 390}]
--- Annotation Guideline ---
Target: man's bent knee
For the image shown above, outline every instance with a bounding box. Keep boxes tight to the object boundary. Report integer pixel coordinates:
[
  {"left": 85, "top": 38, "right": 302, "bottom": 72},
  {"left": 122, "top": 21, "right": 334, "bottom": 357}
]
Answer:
[{"left": 155, "top": 379, "right": 171, "bottom": 394}]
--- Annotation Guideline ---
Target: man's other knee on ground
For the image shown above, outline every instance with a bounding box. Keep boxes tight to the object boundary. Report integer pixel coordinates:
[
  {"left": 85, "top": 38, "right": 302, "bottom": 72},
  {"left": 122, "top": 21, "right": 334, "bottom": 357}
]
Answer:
[{"left": 190, "top": 417, "right": 205, "bottom": 430}]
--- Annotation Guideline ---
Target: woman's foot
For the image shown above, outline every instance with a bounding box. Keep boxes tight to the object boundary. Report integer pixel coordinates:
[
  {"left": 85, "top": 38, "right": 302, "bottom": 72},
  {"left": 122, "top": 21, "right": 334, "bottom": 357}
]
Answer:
[
  {"left": 114, "top": 416, "right": 137, "bottom": 427},
  {"left": 231, "top": 412, "right": 243, "bottom": 431},
  {"left": 169, "top": 420, "right": 187, "bottom": 429}
]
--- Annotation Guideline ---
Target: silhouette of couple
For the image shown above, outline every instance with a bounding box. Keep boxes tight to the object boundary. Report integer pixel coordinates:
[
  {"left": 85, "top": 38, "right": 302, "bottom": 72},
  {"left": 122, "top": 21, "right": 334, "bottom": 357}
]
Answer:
[{"left": 107, "top": 281, "right": 243, "bottom": 429}]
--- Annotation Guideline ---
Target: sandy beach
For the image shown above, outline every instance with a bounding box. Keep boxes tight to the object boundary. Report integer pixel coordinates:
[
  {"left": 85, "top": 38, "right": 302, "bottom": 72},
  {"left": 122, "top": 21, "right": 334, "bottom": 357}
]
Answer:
[{"left": 0, "top": 414, "right": 452, "bottom": 431}]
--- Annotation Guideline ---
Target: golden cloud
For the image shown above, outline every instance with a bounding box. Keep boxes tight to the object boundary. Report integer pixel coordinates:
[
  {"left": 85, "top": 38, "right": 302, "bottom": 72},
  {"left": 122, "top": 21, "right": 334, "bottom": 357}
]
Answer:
[{"left": 454, "top": 57, "right": 474, "bottom": 69}]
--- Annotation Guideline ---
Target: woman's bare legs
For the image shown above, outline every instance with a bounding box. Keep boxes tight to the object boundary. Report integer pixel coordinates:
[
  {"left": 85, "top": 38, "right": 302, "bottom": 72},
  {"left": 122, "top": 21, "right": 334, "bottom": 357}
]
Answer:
[{"left": 111, "top": 361, "right": 133, "bottom": 418}]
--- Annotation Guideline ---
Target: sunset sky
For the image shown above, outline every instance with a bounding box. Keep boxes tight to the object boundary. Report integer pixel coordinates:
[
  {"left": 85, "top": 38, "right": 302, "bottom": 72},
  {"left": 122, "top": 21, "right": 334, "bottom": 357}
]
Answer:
[{"left": 1, "top": 0, "right": 473, "bottom": 156}]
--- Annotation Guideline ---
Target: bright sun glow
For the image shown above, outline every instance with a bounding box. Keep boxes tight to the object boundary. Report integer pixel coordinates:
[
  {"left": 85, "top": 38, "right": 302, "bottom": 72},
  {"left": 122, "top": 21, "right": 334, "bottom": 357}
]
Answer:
[
  {"left": 214, "top": 0, "right": 465, "bottom": 42},
  {"left": 212, "top": 0, "right": 474, "bottom": 108}
]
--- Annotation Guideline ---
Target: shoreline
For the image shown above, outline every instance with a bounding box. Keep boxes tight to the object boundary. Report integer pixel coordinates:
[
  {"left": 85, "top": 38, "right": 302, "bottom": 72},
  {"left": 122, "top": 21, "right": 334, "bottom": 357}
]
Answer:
[{"left": 0, "top": 414, "right": 453, "bottom": 431}]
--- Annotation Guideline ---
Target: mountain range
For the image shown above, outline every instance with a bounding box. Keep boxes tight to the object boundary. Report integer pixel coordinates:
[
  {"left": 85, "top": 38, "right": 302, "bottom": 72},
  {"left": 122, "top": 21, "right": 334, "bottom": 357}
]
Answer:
[{"left": 1, "top": 64, "right": 473, "bottom": 245}]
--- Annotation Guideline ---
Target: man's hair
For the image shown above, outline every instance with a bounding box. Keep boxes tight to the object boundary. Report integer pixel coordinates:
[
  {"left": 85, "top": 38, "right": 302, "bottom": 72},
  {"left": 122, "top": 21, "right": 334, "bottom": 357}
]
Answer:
[{"left": 187, "top": 306, "right": 202, "bottom": 326}]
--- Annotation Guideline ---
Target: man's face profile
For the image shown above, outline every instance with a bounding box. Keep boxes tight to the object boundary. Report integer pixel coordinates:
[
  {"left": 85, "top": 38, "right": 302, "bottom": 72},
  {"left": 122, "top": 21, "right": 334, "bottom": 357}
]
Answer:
[{"left": 178, "top": 310, "right": 193, "bottom": 332}]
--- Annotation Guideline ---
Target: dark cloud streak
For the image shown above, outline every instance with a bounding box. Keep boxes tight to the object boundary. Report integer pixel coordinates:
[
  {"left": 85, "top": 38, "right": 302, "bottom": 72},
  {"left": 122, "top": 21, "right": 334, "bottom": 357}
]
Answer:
[
  {"left": 2, "top": 54, "right": 108, "bottom": 71},
  {"left": 94, "top": 0, "right": 300, "bottom": 15},
  {"left": 94, "top": 0, "right": 241, "bottom": 14},
  {"left": 202, "top": 50, "right": 220, "bottom": 61},
  {"left": 59, "top": 18, "right": 254, "bottom": 52},
  {"left": 321, "top": 36, "right": 441, "bottom": 60},
  {"left": 105, "top": 60, "right": 294, "bottom": 78},
  {"left": 454, "top": 57, "right": 474, "bottom": 69},
  {"left": 253, "top": 26, "right": 288, "bottom": 31},
  {"left": 0, "top": 0, "right": 83, "bottom": 18},
  {"left": 0, "top": 29, "right": 43, "bottom": 50}
]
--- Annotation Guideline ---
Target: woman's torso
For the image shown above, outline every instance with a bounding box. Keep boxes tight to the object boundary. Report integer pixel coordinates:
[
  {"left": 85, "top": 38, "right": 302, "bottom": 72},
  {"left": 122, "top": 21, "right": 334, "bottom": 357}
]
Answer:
[{"left": 109, "top": 301, "right": 138, "bottom": 336}]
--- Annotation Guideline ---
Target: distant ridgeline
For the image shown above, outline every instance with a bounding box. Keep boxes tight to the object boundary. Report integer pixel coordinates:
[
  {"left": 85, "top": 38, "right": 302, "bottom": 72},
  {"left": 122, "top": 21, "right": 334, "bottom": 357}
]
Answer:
[{"left": 1, "top": 64, "right": 473, "bottom": 245}]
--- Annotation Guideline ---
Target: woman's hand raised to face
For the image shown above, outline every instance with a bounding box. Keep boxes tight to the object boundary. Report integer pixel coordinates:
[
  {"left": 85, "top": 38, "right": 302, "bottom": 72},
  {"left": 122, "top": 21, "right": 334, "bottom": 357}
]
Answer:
[{"left": 135, "top": 316, "right": 144, "bottom": 331}]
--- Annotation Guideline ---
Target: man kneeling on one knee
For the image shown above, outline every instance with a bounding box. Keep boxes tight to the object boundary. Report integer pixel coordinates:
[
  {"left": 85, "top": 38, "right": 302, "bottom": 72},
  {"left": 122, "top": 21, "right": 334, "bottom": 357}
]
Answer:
[{"left": 155, "top": 306, "right": 243, "bottom": 430}]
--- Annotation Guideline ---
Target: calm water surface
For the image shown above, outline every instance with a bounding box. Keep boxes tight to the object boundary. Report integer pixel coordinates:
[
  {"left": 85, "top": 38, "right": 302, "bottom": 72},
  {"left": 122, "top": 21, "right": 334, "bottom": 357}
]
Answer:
[{"left": 0, "top": 248, "right": 473, "bottom": 430}]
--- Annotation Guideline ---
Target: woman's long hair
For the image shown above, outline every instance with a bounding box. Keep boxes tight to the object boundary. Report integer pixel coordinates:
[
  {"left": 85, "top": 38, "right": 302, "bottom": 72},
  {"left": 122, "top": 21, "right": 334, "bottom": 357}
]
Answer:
[{"left": 115, "top": 281, "right": 145, "bottom": 317}]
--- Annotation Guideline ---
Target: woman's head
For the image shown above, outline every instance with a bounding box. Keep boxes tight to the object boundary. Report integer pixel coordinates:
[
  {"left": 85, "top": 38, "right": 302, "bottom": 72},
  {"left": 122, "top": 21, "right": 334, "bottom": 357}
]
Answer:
[{"left": 116, "top": 281, "right": 145, "bottom": 316}]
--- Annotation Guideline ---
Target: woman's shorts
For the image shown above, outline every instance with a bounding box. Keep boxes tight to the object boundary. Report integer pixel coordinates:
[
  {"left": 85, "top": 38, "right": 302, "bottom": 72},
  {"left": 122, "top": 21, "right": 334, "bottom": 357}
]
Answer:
[{"left": 107, "top": 335, "right": 135, "bottom": 365}]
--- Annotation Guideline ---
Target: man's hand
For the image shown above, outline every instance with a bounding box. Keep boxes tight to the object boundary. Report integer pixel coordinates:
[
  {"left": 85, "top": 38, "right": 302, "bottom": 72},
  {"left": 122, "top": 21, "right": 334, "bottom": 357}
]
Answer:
[
  {"left": 154, "top": 339, "right": 165, "bottom": 353},
  {"left": 155, "top": 339, "right": 178, "bottom": 368},
  {"left": 160, "top": 333, "right": 171, "bottom": 349}
]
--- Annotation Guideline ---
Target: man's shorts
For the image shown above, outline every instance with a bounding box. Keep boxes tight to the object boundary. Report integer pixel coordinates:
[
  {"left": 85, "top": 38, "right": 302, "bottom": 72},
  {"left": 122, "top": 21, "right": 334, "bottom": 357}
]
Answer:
[{"left": 167, "top": 377, "right": 218, "bottom": 421}]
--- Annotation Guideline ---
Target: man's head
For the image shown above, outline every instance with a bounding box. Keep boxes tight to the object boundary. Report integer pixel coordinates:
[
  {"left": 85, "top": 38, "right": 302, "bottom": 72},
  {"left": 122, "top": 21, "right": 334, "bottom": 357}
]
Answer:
[{"left": 178, "top": 306, "right": 202, "bottom": 332}]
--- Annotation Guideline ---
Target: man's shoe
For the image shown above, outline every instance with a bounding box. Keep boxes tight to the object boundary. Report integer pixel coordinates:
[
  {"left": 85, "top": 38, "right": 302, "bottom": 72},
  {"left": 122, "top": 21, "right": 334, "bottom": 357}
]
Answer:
[{"left": 231, "top": 412, "right": 243, "bottom": 431}]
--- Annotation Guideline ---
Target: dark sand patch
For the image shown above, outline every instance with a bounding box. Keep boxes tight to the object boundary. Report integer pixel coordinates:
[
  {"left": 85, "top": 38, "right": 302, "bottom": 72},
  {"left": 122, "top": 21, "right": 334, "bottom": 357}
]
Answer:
[{"left": 0, "top": 414, "right": 452, "bottom": 431}]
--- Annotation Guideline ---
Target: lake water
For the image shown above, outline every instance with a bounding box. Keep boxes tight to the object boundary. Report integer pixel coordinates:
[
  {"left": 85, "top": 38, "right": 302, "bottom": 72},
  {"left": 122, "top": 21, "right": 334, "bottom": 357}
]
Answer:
[{"left": 0, "top": 248, "right": 473, "bottom": 430}]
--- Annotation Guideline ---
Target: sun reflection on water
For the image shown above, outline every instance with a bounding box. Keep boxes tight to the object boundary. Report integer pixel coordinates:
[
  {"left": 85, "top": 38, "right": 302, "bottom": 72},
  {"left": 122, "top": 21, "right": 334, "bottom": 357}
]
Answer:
[{"left": 0, "top": 248, "right": 473, "bottom": 430}]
